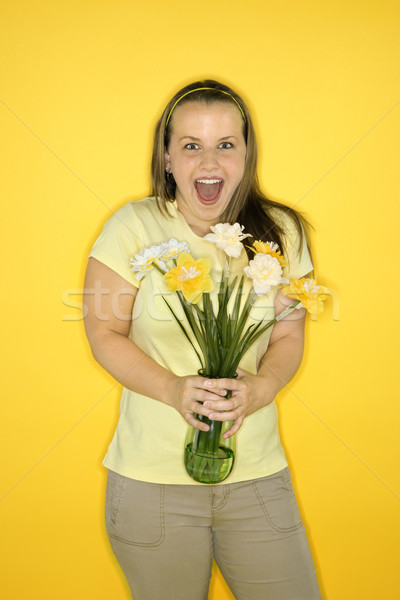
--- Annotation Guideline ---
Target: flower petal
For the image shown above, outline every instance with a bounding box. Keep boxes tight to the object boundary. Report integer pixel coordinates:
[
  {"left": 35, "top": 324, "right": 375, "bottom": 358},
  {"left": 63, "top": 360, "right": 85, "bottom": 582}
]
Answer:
[
  {"left": 130, "top": 244, "right": 163, "bottom": 278},
  {"left": 164, "top": 253, "right": 214, "bottom": 303},
  {"left": 281, "top": 278, "right": 329, "bottom": 315},
  {"left": 244, "top": 253, "right": 285, "bottom": 296},
  {"left": 159, "top": 238, "right": 190, "bottom": 260},
  {"left": 250, "top": 240, "right": 287, "bottom": 268},
  {"left": 204, "top": 222, "right": 252, "bottom": 258}
]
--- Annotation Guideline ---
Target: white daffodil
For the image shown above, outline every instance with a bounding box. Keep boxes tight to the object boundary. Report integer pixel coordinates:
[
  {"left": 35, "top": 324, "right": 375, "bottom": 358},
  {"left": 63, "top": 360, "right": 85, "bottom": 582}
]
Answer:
[
  {"left": 244, "top": 253, "right": 288, "bottom": 296},
  {"left": 130, "top": 245, "right": 163, "bottom": 280},
  {"left": 159, "top": 238, "right": 190, "bottom": 261},
  {"left": 203, "top": 223, "right": 252, "bottom": 258}
]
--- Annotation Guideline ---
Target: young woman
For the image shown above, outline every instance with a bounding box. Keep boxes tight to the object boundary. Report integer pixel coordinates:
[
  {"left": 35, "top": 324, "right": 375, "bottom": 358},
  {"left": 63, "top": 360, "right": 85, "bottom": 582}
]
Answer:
[{"left": 84, "top": 80, "right": 322, "bottom": 599}]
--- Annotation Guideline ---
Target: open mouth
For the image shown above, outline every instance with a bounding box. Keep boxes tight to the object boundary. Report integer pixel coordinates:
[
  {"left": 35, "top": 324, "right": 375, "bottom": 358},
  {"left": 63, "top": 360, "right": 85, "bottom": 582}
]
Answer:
[{"left": 194, "top": 178, "right": 224, "bottom": 204}]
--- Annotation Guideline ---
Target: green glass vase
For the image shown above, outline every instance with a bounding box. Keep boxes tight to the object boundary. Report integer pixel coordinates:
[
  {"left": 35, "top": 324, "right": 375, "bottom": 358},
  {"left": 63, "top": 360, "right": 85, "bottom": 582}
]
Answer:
[{"left": 184, "top": 376, "right": 236, "bottom": 484}]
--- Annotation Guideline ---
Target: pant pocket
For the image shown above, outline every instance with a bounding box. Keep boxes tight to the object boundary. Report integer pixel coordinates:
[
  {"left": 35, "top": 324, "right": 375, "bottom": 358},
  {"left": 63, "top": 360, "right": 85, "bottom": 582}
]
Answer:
[
  {"left": 105, "top": 471, "right": 165, "bottom": 547},
  {"left": 252, "top": 468, "right": 303, "bottom": 533}
]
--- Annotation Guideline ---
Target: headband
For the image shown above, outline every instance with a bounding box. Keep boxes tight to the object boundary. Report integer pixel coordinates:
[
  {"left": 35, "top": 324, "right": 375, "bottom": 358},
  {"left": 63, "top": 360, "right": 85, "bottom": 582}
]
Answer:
[{"left": 165, "top": 87, "right": 247, "bottom": 129}]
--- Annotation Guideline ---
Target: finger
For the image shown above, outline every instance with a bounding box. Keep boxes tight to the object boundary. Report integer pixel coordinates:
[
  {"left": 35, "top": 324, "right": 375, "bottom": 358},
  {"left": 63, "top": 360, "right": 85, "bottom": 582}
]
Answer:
[
  {"left": 208, "top": 406, "right": 243, "bottom": 422},
  {"left": 235, "top": 368, "right": 248, "bottom": 378},
  {"left": 204, "top": 397, "right": 235, "bottom": 413},
  {"left": 188, "top": 390, "right": 230, "bottom": 410},
  {"left": 181, "top": 384, "right": 229, "bottom": 409},
  {"left": 222, "top": 417, "right": 244, "bottom": 438},
  {"left": 202, "top": 379, "right": 228, "bottom": 395},
  {"left": 184, "top": 411, "right": 210, "bottom": 431},
  {"left": 190, "top": 401, "right": 216, "bottom": 419},
  {"left": 203, "top": 378, "right": 241, "bottom": 393}
]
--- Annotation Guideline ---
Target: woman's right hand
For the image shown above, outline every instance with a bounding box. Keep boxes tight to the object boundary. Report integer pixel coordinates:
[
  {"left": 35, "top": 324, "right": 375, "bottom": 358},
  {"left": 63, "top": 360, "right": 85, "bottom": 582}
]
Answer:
[
  {"left": 84, "top": 258, "right": 233, "bottom": 429},
  {"left": 167, "top": 375, "right": 230, "bottom": 431}
]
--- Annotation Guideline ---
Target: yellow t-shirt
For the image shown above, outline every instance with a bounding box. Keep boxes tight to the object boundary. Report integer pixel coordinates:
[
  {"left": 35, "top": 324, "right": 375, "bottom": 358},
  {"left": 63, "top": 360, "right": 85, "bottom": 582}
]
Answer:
[{"left": 89, "top": 196, "right": 313, "bottom": 484}]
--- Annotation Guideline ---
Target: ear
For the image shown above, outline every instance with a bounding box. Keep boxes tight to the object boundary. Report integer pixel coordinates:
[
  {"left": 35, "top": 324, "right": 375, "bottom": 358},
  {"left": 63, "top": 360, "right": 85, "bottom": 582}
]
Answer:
[{"left": 164, "top": 149, "right": 171, "bottom": 172}]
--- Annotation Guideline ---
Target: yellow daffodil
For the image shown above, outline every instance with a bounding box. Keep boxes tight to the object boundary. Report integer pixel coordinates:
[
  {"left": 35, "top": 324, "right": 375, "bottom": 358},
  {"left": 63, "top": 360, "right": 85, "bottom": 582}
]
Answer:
[
  {"left": 250, "top": 240, "right": 287, "bottom": 268},
  {"left": 164, "top": 252, "right": 214, "bottom": 304},
  {"left": 281, "top": 278, "right": 328, "bottom": 316}
]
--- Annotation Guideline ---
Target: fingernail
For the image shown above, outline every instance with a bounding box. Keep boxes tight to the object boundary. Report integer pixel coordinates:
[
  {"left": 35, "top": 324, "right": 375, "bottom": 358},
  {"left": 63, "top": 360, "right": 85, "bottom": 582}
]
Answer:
[
  {"left": 204, "top": 402, "right": 210, "bottom": 408},
  {"left": 205, "top": 380, "right": 212, "bottom": 387}
]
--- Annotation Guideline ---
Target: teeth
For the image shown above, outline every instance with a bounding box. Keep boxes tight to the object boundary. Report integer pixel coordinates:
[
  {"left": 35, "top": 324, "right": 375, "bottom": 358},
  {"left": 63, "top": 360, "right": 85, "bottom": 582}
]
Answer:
[{"left": 196, "top": 179, "right": 222, "bottom": 184}]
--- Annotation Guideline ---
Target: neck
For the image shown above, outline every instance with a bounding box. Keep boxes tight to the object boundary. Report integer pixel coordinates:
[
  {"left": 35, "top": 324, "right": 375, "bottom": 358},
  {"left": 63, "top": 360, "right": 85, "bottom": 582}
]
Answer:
[{"left": 175, "top": 202, "right": 215, "bottom": 237}]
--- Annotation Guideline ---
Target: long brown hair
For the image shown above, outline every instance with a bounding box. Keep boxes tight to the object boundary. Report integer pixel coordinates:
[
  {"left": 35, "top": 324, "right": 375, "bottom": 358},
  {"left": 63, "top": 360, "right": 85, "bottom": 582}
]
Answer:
[{"left": 151, "top": 80, "right": 311, "bottom": 260}]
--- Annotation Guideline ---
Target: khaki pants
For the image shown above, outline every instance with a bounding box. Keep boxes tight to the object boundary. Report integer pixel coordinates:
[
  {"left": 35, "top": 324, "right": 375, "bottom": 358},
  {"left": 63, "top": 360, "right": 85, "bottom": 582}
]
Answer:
[{"left": 105, "top": 468, "right": 322, "bottom": 600}]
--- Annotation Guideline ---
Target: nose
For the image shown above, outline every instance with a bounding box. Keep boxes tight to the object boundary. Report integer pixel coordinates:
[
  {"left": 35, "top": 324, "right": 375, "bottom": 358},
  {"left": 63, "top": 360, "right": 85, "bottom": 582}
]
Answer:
[{"left": 200, "top": 148, "right": 219, "bottom": 170}]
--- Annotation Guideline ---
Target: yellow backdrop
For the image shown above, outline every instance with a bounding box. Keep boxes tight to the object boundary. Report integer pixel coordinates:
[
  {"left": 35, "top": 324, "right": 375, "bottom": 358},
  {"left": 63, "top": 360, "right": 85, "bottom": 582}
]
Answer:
[{"left": 1, "top": 1, "right": 399, "bottom": 598}]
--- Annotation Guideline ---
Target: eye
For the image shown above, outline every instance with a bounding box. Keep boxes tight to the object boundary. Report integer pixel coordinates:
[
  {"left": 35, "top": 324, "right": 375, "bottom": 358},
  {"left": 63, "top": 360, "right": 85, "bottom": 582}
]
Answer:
[
  {"left": 219, "top": 142, "right": 233, "bottom": 149},
  {"left": 185, "top": 143, "right": 199, "bottom": 150}
]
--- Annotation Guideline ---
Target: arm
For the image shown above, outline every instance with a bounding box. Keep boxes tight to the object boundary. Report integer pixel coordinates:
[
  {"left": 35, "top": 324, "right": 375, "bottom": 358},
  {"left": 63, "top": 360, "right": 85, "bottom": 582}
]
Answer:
[
  {"left": 83, "top": 257, "right": 227, "bottom": 429},
  {"left": 203, "top": 290, "right": 307, "bottom": 437}
]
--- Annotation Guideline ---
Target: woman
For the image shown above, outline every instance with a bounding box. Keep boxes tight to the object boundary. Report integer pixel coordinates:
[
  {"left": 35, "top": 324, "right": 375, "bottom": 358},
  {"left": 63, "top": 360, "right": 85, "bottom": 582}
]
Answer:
[{"left": 84, "top": 80, "right": 322, "bottom": 599}]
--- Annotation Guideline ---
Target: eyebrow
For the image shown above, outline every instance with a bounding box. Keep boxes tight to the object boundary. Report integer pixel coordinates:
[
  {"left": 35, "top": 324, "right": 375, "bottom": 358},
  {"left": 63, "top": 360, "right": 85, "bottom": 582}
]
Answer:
[{"left": 178, "top": 135, "right": 237, "bottom": 142}]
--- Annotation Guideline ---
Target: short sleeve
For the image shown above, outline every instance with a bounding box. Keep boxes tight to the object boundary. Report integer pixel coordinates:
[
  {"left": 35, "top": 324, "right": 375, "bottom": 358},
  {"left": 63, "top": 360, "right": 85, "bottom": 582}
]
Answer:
[
  {"left": 89, "top": 203, "right": 144, "bottom": 287},
  {"left": 272, "top": 208, "right": 313, "bottom": 279}
]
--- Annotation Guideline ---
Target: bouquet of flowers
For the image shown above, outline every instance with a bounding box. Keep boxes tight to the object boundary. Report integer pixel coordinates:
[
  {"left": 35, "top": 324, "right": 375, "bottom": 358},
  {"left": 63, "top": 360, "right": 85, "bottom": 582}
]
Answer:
[{"left": 130, "top": 223, "right": 327, "bottom": 483}]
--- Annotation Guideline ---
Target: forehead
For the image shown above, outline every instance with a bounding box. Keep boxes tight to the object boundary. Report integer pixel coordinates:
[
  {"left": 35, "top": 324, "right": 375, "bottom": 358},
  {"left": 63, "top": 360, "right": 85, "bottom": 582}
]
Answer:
[{"left": 169, "top": 100, "right": 245, "bottom": 135}]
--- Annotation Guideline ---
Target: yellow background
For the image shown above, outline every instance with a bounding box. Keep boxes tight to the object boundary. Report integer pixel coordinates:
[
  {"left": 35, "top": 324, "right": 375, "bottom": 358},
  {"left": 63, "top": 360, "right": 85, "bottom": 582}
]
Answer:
[{"left": 1, "top": 1, "right": 399, "bottom": 598}]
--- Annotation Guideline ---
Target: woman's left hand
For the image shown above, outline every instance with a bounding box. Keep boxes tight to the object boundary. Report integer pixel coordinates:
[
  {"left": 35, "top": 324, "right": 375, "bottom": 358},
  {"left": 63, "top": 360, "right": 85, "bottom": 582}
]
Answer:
[
  {"left": 201, "top": 290, "right": 307, "bottom": 438},
  {"left": 202, "top": 368, "right": 274, "bottom": 438}
]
